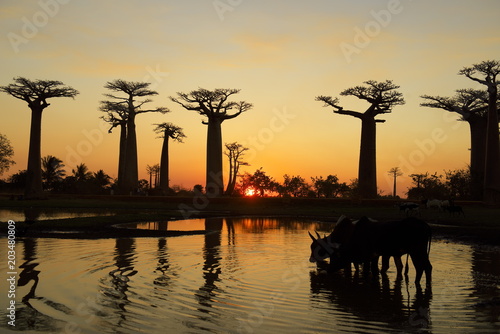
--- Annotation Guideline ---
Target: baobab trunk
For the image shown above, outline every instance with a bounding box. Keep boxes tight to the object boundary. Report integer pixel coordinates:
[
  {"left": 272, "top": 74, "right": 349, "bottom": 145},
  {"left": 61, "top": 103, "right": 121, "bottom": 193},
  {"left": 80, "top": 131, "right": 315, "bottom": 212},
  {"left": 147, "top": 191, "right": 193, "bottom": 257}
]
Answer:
[
  {"left": 483, "top": 85, "right": 500, "bottom": 204},
  {"left": 358, "top": 117, "right": 377, "bottom": 199},
  {"left": 159, "top": 136, "right": 169, "bottom": 194},
  {"left": 206, "top": 119, "right": 224, "bottom": 196},
  {"left": 469, "top": 119, "right": 487, "bottom": 200},
  {"left": 117, "top": 123, "right": 127, "bottom": 193},
  {"left": 123, "top": 112, "right": 138, "bottom": 194},
  {"left": 25, "top": 108, "right": 44, "bottom": 199}
]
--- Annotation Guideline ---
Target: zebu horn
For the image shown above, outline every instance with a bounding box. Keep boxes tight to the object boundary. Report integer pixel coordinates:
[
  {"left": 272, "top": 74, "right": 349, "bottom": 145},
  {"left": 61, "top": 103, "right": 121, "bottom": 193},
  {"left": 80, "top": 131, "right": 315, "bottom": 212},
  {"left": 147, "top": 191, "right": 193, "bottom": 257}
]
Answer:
[
  {"left": 308, "top": 231, "right": 316, "bottom": 241},
  {"left": 315, "top": 231, "right": 322, "bottom": 239}
]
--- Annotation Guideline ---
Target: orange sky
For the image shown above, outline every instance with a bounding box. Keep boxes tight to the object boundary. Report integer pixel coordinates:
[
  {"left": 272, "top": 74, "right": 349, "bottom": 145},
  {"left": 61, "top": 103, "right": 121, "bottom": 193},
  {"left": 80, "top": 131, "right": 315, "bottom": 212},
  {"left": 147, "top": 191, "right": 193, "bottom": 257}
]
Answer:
[{"left": 1, "top": 0, "right": 499, "bottom": 197}]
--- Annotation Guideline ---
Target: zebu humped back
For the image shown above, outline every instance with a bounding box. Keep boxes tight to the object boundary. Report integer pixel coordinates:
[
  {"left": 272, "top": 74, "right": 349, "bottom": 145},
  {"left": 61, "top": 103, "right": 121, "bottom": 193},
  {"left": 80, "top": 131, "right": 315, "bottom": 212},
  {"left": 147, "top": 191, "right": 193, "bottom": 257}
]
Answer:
[{"left": 328, "top": 217, "right": 433, "bottom": 285}]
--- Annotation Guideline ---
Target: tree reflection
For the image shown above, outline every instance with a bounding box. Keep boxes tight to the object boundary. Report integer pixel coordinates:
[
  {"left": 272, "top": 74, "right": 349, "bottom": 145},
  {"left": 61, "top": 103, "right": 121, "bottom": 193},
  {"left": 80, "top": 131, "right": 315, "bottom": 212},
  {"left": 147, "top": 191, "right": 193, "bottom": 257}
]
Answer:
[{"left": 195, "top": 218, "right": 223, "bottom": 319}]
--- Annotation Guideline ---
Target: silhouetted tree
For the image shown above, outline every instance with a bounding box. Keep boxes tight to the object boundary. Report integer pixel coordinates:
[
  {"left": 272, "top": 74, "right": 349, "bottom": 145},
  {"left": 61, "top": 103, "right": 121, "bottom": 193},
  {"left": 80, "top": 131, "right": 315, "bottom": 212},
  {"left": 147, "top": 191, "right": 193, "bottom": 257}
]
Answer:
[
  {"left": 278, "top": 174, "right": 310, "bottom": 197},
  {"left": 153, "top": 122, "right": 185, "bottom": 194},
  {"left": 91, "top": 169, "right": 112, "bottom": 193},
  {"left": 170, "top": 88, "right": 252, "bottom": 196},
  {"left": 72, "top": 163, "right": 92, "bottom": 182},
  {"left": 103, "top": 80, "right": 169, "bottom": 194},
  {"left": 100, "top": 100, "right": 128, "bottom": 192},
  {"left": 387, "top": 167, "right": 403, "bottom": 198},
  {"left": 0, "top": 77, "right": 78, "bottom": 198},
  {"left": 406, "top": 172, "right": 447, "bottom": 200},
  {"left": 41, "top": 155, "right": 65, "bottom": 191},
  {"left": 311, "top": 175, "right": 349, "bottom": 198},
  {"left": 316, "top": 80, "right": 405, "bottom": 199},
  {"left": 224, "top": 142, "right": 249, "bottom": 196},
  {"left": 459, "top": 60, "right": 500, "bottom": 204},
  {"left": 0, "top": 133, "right": 15, "bottom": 176},
  {"left": 239, "top": 168, "right": 276, "bottom": 197},
  {"left": 421, "top": 89, "right": 490, "bottom": 199}
]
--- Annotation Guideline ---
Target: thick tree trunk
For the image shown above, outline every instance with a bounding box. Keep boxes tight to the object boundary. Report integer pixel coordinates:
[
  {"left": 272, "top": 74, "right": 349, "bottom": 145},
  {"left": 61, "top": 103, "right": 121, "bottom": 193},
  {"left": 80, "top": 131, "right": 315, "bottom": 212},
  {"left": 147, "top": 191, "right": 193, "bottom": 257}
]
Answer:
[
  {"left": 159, "top": 136, "right": 169, "bottom": 194},
  {"left": 25, "top": 108, "right": 44, "bottom": 199},
  {"left": 123, "top": 112, "right": 138, "bottom": 194},
  {"left": 206, "top": 119, "right": 224, "bottom": 196},
  {"left": 358, "top": 117, "right": 377, "bottom": 199},
  {"left": 117, "top": 123, "right": 127, "bottom": 193},
  {"left": 483, "top": 85, "right": 500, "bottom": 204},
  {"left": 469, "top": 118, "right": 486, "bottom": 200}
]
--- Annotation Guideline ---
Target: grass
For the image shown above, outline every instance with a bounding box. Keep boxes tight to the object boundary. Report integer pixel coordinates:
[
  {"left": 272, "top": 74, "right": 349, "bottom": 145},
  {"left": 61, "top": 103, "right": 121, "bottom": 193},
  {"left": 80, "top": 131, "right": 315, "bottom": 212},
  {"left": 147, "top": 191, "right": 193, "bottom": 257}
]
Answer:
[{"left": 1, "top": 194, "right": 499, "bottom": 243}]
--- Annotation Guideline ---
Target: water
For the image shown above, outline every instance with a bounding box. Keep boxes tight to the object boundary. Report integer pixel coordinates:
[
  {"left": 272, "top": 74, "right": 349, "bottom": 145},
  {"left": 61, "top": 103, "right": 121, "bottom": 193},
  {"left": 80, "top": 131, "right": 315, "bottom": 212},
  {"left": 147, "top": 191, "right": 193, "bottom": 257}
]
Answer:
[
  {"left": 0, "top": 208, "right": 116, "bottom": 223},
  {"left": 1, "top": 217, "right": 499, "bottom": 333}
]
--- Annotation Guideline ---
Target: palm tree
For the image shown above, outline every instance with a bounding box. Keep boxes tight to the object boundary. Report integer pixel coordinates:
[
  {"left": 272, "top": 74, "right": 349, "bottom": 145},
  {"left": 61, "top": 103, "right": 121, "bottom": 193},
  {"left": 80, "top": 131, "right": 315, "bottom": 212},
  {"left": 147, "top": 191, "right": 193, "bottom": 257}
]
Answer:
[
  {"left": 72, "top": 163, "right": 92, "bottom": 182},
  {"left": 0, "top": 77, "right": 78, "bottom": 198},
  {"left": 153, "top": 123, "right": 185, "bottom": 194},
  {"left": 316, "top": 80, "right": 405, "bottom": 199},
  {"left": 170, "top": 88, "right": 252, "bottom": 196},
  {"left": 92, "top": 169, "right": 112, "bottom": 192},
  {"left": 41, "top": 155, "right": 65, "bottom": 191}
]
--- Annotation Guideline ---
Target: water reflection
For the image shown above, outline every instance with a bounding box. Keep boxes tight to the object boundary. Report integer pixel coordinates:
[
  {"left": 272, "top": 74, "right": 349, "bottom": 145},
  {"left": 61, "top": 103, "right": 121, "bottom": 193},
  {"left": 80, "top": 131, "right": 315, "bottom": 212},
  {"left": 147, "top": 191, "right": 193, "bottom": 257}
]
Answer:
[
  {"left": 0, "top": 218, "right": 498, "bottom": 334},
  {"left": 196, "top": 218, "right": 223, "bottom": 319},
  {"left": 309, "top": 272, "right": 433, "bottom": 332},
  {"left": 99, "top": 237, "right": 138, "bottom": 331}
]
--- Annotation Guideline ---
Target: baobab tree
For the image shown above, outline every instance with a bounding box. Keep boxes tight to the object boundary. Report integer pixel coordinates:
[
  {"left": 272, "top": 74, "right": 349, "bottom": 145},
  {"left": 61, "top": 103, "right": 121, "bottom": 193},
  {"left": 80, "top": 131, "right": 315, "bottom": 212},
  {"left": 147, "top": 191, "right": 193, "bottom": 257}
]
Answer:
[
  {"left": 0, "top": 77, "right": 78, "bottom": 198},
  {"left": 100, "top": 101, "right": 128, "bottom": 192},
  {"left": 170, "top": 88, "right": 252, "bottom": 196},
  {"left": 316, "top": 80, "right": 405, "bottom": 199},
  {"left": 103, "top": 80, "right": 169, "bottom": 194},
  {"left": 153, "top": 123, "right": 185, "bottom": 194},
  {"left": 387, "top": 167, "right": 403, "bottom": 198},
  {"left": 421, "top": 89, "right": 490, "bottom": 199},
  {"left": 459, "top": 60, "right": 500, "bottom": 204},
  {"left": 224, "top": 142, "right": 249, "bottom": 196}
]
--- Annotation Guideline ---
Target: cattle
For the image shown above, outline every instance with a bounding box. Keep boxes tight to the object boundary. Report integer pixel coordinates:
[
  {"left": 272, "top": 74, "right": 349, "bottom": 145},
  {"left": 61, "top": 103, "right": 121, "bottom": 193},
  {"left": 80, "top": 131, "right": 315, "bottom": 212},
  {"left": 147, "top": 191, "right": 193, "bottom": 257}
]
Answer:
[
  {"left": 397, "top": 202, "right": 420, "bottom": 216},
  {"left": 309, "top": 216, "right": 432, "bottom": 285},
  {"left": 443, "top": 205, "right": 465, "bottom": 217}
]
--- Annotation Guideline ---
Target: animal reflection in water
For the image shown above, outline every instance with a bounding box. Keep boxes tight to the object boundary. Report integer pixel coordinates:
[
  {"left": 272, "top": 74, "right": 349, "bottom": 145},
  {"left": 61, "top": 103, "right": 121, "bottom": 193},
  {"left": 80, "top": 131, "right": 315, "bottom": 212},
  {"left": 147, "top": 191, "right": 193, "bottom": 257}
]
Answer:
[
  {"left": 308, "top": 216, "right": 432, "bottom": 285},
  {"left": 310, "top": 271, "right": 433, "bottom": 330}
]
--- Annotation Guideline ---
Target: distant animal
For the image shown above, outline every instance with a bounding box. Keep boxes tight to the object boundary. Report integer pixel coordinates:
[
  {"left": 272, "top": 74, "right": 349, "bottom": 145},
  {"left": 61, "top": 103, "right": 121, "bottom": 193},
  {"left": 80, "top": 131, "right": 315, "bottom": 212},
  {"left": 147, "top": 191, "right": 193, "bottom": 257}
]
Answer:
[
  {"left": 309, "top": 215, "right": 432, "bottom": 284},
  {"left": 443, "top": 205, "right": 465, "bottom": 217},
  {"left": 397, "top": 202, "right": 420, "bottom": 216}
]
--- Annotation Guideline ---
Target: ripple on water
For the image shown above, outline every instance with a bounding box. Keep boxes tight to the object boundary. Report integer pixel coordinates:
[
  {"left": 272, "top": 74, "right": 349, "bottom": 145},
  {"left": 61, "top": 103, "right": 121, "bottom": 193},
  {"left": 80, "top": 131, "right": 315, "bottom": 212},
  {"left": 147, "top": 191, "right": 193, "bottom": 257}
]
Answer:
[{"left": 1, "top": 219, "right": 499, "bottom": 334}]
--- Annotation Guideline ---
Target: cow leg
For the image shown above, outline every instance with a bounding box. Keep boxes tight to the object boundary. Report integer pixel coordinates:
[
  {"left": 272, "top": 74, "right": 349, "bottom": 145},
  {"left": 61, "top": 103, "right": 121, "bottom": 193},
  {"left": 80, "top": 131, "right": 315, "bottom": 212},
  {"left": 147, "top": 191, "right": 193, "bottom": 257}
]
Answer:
[
  {"left": 381, "top": 256, "right": 389, "bottom": 273},
  {"left": 394, "top": 256, "right": 403, "bottom": 278},
  {"left": 370, "top": 256, "right": 379, "bottom": 276},
  {"left": 411, "top": 254, "right": 433, "bottom": 286}
]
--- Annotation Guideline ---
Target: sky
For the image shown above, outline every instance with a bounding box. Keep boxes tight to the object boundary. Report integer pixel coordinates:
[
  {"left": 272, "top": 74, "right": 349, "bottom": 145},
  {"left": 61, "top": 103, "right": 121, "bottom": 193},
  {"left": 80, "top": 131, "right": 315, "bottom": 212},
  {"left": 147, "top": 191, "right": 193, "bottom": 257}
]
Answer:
[{"left": 1, "top": 0, "right": 499, "bottom": 197}]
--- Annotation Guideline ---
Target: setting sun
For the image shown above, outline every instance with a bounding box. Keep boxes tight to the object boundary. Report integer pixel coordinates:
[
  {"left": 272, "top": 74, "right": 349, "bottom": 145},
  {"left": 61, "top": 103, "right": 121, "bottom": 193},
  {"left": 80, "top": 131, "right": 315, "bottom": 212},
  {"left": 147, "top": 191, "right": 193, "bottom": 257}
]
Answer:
[{"left": 244, "top": 187, "right": 257, "bottom": 197}]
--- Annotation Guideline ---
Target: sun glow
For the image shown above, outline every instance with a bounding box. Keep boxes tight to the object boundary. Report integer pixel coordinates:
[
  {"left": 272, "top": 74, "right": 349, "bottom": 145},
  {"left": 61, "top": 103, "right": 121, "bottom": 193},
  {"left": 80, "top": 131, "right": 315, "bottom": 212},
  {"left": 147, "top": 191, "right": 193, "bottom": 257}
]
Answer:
[{"left": 244, "top": 187, "right": 257, "bottom": 197}]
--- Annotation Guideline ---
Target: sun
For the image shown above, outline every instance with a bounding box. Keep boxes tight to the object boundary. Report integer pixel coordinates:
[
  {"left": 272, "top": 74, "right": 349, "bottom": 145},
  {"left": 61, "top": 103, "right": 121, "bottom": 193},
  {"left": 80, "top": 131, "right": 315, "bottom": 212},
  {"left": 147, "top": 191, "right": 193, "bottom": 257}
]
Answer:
[{"left": 244, "top": 187, "right": 256, "bottom": 197}]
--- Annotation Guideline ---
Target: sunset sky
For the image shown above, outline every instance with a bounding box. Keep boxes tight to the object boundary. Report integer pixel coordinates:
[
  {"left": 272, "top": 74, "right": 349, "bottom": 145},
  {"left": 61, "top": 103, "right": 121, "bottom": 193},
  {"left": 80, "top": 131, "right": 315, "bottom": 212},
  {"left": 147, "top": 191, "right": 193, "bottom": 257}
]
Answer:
[{"left": 1, "top": 0, "right": 499, "bottom": 197}]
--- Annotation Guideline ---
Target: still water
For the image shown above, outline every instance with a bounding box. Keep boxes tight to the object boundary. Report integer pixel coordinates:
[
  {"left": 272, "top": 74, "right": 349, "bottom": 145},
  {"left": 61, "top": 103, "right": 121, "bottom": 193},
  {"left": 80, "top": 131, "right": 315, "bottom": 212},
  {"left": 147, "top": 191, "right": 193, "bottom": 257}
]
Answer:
[{"left": 1, "top": 217, "right": 499, "bottom": 333}]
